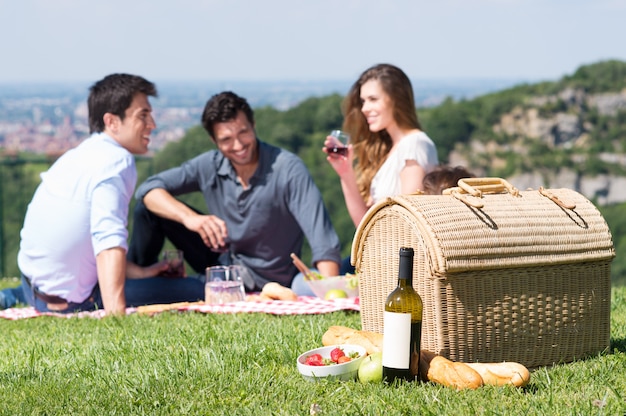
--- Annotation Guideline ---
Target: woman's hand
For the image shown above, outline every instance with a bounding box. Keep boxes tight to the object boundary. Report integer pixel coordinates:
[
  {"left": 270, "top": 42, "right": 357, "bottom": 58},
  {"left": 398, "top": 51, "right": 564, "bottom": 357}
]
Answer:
[{"left": 323, "top": 136, "right": 354, "bottom": 178}]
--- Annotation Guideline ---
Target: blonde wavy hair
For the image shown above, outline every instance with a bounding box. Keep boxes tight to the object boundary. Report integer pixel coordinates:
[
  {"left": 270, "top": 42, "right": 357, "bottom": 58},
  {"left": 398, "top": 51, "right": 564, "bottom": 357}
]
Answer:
[{"left": 342, "top": 64, "right": 422, "bottom": 201}]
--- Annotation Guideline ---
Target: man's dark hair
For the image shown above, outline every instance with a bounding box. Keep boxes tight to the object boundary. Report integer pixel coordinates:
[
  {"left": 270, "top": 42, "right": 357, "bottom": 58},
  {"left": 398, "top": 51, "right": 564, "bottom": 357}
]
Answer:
[
  {"left": 88, "top": 73, "right": 157, "bottom": 133},
  {"left": 422, "top": 165, "right": 475, "bottom": 195},
  {"left": 201, "top": 91, "right": 255, "bottom": 139}
]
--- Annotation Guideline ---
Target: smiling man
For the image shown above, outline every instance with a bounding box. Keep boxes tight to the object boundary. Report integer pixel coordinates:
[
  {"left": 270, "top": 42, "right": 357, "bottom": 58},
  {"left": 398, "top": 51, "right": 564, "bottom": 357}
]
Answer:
[
  {"left": 128, "top": 91, "right": 341, "bottom": 293},
  {"left": 10, "top": 74, "right": 211, "bottom": 315}
]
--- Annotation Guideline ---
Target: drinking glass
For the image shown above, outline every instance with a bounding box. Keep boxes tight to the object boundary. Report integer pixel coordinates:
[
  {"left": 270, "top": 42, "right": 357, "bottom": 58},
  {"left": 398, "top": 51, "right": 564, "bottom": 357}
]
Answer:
[
  {"left": 326, "top": 130, "right": 350, "bottom": 157},
  {"left": 205, "top": 265, "right": 246, "bottom": 304},
  {"left": 161, "top": 249, "right": 185, "bottom": 278}
]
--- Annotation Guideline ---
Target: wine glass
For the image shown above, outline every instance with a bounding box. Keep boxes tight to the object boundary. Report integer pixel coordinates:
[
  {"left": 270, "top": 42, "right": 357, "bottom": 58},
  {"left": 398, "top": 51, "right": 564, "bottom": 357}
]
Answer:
[
  {"left": 326, "top": 130, "right": 350, "bottom": 157},
  {"left": 161, "top": 249, "right": 185, "bottom": 277}
]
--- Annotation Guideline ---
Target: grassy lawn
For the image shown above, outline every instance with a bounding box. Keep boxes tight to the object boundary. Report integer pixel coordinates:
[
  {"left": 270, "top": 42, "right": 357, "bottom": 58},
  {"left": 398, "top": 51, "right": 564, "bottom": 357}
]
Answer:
[{"left": 0, "top": 279, "right": 625, "bottom": 415}]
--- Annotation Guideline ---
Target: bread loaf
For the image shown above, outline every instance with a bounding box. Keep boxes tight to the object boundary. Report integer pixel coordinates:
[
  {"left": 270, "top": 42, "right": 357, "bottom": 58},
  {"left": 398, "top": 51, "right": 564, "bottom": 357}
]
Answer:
[
  {"left": 419, "top": 350, "right": 483, "bottom": 390},
  {"left": 465, "top": 362, "right": 530, "bottom": 388},
  {"left": 260, "top": 282, "right": 298, "bottom": 301},
  {"left": 245, "top": 294, "right": 272, "bottom": 302},
  {"left": 136, "top": 301, "right": 196, "bottom": 315},
  {"left": 321, "top": 325, "right": 383, "bottom": 355}
]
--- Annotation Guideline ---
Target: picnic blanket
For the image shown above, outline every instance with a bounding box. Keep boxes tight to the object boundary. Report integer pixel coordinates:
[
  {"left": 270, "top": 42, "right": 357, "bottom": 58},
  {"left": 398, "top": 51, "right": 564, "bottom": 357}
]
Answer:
[{"left": 0, "top": 296, "right": 360, "bottom": 320}]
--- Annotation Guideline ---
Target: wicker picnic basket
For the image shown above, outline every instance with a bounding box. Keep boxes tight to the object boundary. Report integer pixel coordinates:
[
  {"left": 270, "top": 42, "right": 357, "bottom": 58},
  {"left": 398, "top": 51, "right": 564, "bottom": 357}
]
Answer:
[{"left": 352, "top": 178, "right": 615, "bottom": 368}]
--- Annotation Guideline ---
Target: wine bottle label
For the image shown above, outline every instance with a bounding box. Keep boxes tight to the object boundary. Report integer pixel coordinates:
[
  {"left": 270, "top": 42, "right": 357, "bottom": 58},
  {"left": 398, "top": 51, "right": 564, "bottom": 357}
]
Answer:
[{"left": 382, "top": 311, "right": 411, "bottom": 369}]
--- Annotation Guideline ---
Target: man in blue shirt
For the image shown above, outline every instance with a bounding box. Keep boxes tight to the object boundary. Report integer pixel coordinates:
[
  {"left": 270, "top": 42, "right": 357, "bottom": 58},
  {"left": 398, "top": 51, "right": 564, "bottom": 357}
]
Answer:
[{"left": 128, "top": 91, "right": 341, "bottom": 293}]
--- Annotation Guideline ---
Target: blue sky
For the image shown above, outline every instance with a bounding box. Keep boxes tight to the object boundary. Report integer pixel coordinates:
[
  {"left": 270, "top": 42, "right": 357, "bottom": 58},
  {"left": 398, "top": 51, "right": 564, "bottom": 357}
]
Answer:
[{"left": 0, "top": 0, "right": 624, "bottom": 84}]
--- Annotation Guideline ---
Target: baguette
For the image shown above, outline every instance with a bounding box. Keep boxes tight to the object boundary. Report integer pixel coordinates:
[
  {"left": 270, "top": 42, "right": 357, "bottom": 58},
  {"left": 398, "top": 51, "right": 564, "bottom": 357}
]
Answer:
[
  {"left": 136, "top": 301, "right": 196, "bottom": 315},
  {"left": 245, "top": 294, "right": 272, "bottom": 302},
  {"left": 419, "top": 350, "right": 483, "bottom": 390},
  {"left": 465, "top": 362, "right": 530, "bottom": 388},
  {"left": 321, "top": 325, "right": 383, "bottom": 355},
  {"left": 260, "top": 282, "right": 298, "bottom": 301}
]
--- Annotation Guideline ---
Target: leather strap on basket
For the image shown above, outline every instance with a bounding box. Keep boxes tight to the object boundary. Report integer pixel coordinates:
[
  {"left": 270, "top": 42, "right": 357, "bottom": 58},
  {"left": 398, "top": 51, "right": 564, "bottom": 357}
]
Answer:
[
  {"left": 443, "top": 178, "right": 520, "bottom": 209},
  {"left": 538, "top": 186, "right": 576, "bottom": 210}
]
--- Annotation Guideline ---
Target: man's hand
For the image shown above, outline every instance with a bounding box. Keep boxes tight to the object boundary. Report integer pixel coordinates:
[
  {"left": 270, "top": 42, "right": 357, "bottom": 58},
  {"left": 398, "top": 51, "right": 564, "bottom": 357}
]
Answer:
[
  {"left": 182, "top": 213, "right": 228, "bottom": 251},
  {"left": 143, "top": 188, "right": 229, "bottom": 252},
  {"left": 126, "top": 260, "right": 171, "bottom": 279}
]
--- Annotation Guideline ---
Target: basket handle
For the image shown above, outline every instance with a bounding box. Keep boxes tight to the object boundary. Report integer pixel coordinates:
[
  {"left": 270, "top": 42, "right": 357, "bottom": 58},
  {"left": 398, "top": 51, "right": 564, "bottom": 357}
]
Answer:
[
  {"left": 456, "top": 177, "right": 520, "bottom": 197},
  {"left": 448, "top": 189, "right": 485, "bottom": 208},
  {"left": 538, "top": 186, "right": 576, "bottom": 210},
  {"left": 442, "top": 178, "right": 520, "bottom": 208}
]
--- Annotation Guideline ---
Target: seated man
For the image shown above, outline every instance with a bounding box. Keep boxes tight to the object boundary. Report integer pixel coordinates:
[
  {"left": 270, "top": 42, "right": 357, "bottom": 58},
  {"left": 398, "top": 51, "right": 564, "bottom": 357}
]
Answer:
[
  {"left": 14, "top": 73, "right": 206, "bottom": 314},
  {"left": 127, "top": 91, "right": 341, "bottom": 293}
]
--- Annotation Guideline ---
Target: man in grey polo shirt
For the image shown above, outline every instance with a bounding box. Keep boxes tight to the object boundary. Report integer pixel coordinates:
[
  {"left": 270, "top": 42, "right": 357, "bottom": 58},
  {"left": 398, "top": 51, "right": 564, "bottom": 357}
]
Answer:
[{"left": 128, "top": 91, "right": 341, "bottom": 294}]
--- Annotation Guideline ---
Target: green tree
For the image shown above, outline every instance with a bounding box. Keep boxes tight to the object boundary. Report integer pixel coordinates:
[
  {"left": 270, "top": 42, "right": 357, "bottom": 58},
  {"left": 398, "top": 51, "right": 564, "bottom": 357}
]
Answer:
[{"left": 420, "top": 97, "right": 474, "bottom": 163}]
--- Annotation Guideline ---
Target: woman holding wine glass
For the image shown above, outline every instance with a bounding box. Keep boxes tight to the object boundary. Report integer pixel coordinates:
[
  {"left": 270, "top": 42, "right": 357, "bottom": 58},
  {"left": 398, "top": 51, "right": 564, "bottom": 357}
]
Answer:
[{"left": 324, "top": 63, "right": 439, "bottom": 228}]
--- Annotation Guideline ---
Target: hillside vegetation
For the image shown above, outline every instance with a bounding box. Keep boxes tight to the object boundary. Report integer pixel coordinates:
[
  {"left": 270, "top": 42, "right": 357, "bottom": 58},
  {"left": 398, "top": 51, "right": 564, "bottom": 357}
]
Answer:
[
  {"left": 1, "top": 61, "right": 625, "bottom": 283},
  {"left": 420, "top": 59, "right": 626, "bottom": 171}
]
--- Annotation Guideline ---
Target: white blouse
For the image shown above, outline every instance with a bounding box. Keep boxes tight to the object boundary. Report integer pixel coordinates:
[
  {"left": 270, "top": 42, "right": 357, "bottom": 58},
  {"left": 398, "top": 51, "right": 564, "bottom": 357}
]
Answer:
[{"left": 369, "top": 131, "right": 438, "bottom": 203}]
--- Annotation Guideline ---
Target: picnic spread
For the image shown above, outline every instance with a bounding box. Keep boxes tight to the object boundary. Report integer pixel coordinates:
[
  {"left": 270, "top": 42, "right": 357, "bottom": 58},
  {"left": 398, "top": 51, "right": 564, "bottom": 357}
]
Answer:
[{"left": 0, "top": 295, "right": 360, "bottom": 320}]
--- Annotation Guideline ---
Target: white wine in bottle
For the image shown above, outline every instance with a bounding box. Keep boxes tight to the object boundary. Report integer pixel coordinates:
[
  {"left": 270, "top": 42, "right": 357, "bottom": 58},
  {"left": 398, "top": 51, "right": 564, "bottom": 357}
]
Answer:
[{"left": 382, "top": 247, "right": 423, "bottom": 382}]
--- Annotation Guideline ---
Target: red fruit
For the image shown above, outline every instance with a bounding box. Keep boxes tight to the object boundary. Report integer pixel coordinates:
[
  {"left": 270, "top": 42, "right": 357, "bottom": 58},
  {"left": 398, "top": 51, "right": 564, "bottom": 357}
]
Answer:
[
  {"left": 337, "top": 355, "right": 352, "bottom": 364},
  {"left": 305, "top": 353, "right": 324, "bottom": 366},
  {"left": 330, "top": 347, "right": 345, "bottom": 363}
]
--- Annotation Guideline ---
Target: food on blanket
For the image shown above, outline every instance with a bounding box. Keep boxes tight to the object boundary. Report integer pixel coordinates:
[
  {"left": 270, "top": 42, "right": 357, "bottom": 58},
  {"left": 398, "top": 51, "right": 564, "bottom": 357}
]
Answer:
[
  {"left": 322, "top": 325, "right": 383, "bottom": 355},
  {"left": 245, "top": 293, "right": 272, "bottom": 302},
  {"left": 136, "top": 301, "right": 197, "bottom": 315},
  {"left": 358, "top": 351, "right": 383, "bottom": 383},
  {"left": 465, "top": 362, "right": 530, "bottom": 387},
  {"left": 306, "top": 274, "right": 359, "bottom": 299},
  {"left": 260, "top": 282, "right": 298, "bottom": 301},
  {"left": 419, "top": 349, "right": 483, "bottom": 390},
  {"left": 324, "top": 289, "right": 348, "bottom": 300},
  {"left": 345, "top": 273, "right": 358, "bottom": 290},
  {"left": 307, "top": 271, "right": 324, "bottom": 280}
]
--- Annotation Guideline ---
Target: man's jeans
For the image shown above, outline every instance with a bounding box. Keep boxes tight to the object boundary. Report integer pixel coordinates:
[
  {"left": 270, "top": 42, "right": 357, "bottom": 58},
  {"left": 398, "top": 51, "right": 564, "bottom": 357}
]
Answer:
[
  {"left": 127, "top": 200, "right": 221, "bottom": 274},
  {"left": 21, "top": 274, "right": 206, "bottom": 314}
]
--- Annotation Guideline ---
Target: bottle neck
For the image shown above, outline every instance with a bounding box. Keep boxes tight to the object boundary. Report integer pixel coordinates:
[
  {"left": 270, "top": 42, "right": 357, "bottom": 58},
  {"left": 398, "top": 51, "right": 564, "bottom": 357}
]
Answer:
[
  {"left": 397, "top": 276, "right": 413, "bottom": 288},
  {"left": 397, "top": 248, "right": 414, "bottom": 287}
]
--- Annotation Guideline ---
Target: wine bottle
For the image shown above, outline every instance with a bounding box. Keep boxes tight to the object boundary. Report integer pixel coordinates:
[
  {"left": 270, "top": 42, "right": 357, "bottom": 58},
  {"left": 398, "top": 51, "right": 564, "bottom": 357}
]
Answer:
[{"left": 382, "top": 247, "right": 423, "bottom": 383}]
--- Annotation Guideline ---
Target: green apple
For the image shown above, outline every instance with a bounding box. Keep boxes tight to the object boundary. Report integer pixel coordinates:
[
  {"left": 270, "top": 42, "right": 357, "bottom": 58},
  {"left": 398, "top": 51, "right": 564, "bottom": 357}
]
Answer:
[
  {"left": 324, "top": 289, "right": 348, "bottom": 300},
  {"left": 358, "top": 352, "right": 383, "bottom": 383}
]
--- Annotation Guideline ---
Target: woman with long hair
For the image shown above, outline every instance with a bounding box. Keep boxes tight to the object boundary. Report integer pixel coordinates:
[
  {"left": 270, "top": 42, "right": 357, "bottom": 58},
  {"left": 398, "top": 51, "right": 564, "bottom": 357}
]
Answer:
[{"left": 325, "top": 63, "right": 439, "bottom": 227}]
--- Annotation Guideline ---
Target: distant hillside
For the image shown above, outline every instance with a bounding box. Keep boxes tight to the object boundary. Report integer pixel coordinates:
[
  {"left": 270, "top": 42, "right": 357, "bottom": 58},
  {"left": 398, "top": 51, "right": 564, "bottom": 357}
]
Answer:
[{"left": 419, "top": 59, "right": 626, "bottom": 204}]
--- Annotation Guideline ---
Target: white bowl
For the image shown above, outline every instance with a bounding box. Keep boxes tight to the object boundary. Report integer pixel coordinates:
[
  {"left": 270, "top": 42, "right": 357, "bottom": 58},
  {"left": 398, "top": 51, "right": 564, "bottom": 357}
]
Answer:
[
  {"left": 305, "top": 275, "right": 359, "bottom": 299},
  {"left": 296, "top": 344, "right": 366, "bottom": 382}
]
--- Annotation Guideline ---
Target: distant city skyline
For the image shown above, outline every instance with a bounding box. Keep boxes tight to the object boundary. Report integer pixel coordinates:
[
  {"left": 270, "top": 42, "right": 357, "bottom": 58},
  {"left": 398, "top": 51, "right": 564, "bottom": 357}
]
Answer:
[
  {"left": 1, "top": 0, "right": 625, "bottom": 84},
  {"left": 0, "top": 77, "right": 525, "bottom": 156}
]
